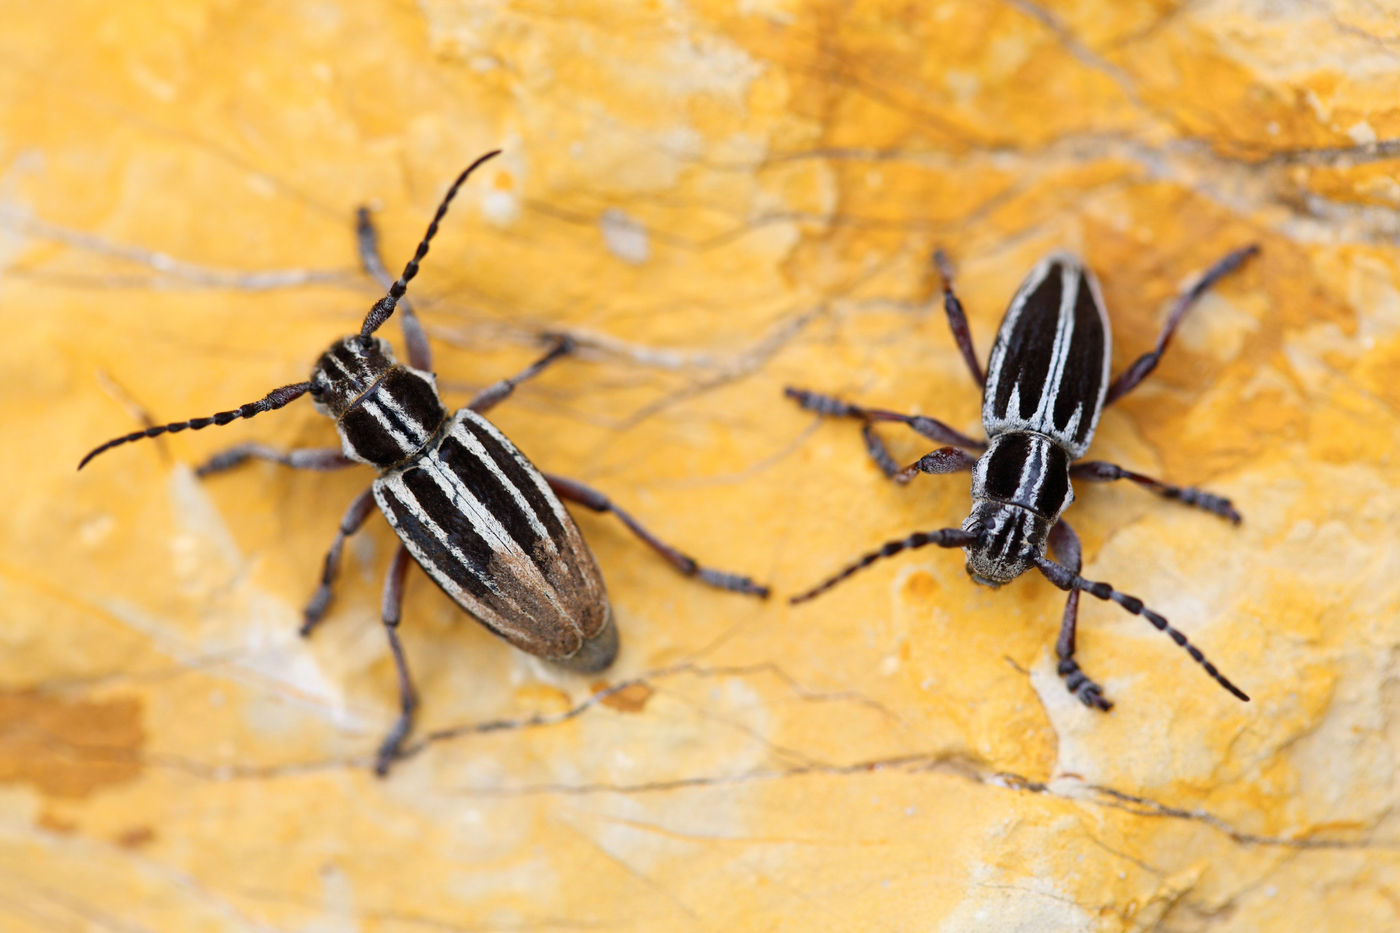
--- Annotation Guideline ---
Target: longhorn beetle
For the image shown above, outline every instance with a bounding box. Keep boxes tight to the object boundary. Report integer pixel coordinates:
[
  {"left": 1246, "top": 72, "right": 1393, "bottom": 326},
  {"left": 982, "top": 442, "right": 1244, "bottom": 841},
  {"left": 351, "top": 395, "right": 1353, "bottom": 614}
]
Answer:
[
  {"left": 787, "top": 245, "right": 1257, "bottom": 709},
  {"left": 79, "top": 151, "right": 769, "bottom": 774}
]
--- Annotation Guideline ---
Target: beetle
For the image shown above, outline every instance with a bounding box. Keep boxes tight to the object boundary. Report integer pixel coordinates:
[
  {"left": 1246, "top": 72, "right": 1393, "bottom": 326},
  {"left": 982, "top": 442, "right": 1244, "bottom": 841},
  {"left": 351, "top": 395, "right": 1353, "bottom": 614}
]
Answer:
[
  {"left": 79, "top": 151, "right": 769, "bottom": 774},
  {"left": 786, "top": 245, "right": 1257, "bottom": 709}
]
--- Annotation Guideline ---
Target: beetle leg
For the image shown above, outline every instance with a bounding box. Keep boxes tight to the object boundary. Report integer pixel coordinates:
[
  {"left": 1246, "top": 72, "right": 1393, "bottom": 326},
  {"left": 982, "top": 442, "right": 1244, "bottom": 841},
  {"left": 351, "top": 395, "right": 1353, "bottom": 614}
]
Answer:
[
  {"left": 1047, "top": 521, "right": 1111, "bottom": 711},
  {"left": 786, "top": 387, "right": 983, "bottom": 481},
  {"left": 374, "top": 544, "right": 419, "bottom": 776},
  {"left": 932, "top": 249, "right": 985, "bottom": 388},
  {"left": 785, "top": 388, "right": 984, "bottom": 449},
  {"left": 356, "top": 205, "right": 432, "bottom": 372},
  {"left": 1104, "top": 244, "right": 1258, "bottom": 405},
  {"left": 893, "top": 446, "right": 978, "bottom": 484},
  {"left": 1072, "top": 460, "right": 1241, "bottom": 524},
  {"left": 542, "top": 473, "right": 770, "bottom": 598},
  {"left": 301, "top": 488, "right": 378, "bottom": 636},
  {"left": 856, "top": 423, "right": 903, "bottom": 479},
  {"left": 193, "top": 443, "right": 354, "bottom": 477},
  {"left": 468, "top": 336, "right": 574, "bottom": 414}
]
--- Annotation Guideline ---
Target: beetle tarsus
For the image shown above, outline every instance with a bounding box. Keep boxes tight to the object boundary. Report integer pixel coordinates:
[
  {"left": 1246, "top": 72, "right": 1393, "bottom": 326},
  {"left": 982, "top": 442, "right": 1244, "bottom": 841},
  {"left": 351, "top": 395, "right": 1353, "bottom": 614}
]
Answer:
[{"left": 1058, "top": 657, "right": 1113, "bottom": 711}]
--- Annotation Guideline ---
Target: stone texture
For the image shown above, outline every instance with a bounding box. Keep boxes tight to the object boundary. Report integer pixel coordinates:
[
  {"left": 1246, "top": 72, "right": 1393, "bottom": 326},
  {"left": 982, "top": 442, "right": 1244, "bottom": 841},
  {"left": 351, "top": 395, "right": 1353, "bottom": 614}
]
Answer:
[{"left": 1, "top": 1, "right": 1398, "bottom": 930}]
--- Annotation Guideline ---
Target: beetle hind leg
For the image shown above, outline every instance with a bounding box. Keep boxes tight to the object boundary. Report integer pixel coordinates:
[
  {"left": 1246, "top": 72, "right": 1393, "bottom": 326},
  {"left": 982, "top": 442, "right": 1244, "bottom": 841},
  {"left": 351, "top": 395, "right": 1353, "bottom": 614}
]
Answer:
[
  {"left": 1048, "top": 521, "right": 1112, "bottom": 711},
  {"left": 374, "top": 545, "right": 419, "bottom": 776},
  {"left": 543, "top": 472, "right": 770, "bottom": 598},
  {"left": 1104, "top": 244, "right": 1258, "bottom": 405},
  {"left": 932, "top": 249, "right": 986, "bottom": 388}
]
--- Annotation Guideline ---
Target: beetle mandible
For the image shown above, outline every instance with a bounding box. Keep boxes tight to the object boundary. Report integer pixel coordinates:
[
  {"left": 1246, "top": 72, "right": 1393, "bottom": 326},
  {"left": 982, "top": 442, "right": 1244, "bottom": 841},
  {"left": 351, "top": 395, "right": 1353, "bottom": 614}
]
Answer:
[
  {"left": 79, "top": 151, "right": 770, "bottom": 773},
  {"left": 786, "top": 245, "right": 1257, "bottom": 708}
]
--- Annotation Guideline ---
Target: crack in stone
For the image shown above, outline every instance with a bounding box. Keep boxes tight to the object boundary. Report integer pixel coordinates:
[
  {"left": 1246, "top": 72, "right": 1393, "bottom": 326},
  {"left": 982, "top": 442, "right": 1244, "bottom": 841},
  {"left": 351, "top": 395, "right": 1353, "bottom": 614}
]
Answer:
[
  {"left": 1001, "top": 0, "right": 1154, "bottom": 115},
  {"left": 1079, "top": 783, "right": 1399, "bottom": 851},
  {"left": 0, "top": 209, "right": 353, "bottom": 291},
  {"left": 24, "top": 659, "right": 1399, "bottom": 856}
]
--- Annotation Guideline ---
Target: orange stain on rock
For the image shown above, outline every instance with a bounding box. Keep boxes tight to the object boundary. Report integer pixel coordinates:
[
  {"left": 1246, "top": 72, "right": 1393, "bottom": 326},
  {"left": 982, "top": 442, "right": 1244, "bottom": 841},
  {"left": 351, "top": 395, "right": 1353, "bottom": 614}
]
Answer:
[
  {"left": 0, "top": 692, "right": 144, "bottom": 799},
  {"left": 593, "top": 679, "right": 655, "bottom": 714}
]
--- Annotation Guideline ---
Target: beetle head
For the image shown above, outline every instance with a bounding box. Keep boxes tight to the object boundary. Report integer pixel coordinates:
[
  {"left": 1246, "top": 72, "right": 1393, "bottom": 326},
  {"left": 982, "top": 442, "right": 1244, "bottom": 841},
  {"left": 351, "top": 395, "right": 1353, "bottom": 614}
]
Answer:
[
  {"left": 309, "top": 335, "right": 398, "bottom": 417},
  {"left": 960, "top": 502, "right": 1050, "bottom": 587}
]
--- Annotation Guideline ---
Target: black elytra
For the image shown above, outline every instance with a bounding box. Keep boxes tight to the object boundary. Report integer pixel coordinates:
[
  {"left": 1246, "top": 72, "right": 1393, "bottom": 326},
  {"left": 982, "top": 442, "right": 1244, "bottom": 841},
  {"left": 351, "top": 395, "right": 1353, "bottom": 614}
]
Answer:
[
  {"left": 787, "top": 245, "right": 1258, "bottom": 710},
  {"left": 80, "top": 151, "right": 770, "bottom": 774}
]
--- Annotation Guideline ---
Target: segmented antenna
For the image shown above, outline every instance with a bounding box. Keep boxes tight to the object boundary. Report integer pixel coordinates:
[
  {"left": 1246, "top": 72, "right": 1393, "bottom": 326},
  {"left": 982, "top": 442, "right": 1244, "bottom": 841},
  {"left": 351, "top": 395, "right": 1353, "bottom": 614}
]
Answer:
[
  {"left": 789, "top": 528, "right": 979, "bottom": 604},
  {"left": 359, "top": 149, "right": 503, "bottom": 339},
  {"left": 77, "top": 382, "right": 312, "bottom": 469},
  {"left": 1032, "top": 554, "right": 1250, "bottom": 702}
]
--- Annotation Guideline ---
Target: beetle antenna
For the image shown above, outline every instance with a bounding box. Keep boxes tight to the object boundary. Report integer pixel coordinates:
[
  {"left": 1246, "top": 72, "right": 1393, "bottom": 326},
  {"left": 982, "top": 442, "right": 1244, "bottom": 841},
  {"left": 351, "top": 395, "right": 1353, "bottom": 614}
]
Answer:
[
  {"left": 789, "top": 528, "right": 978, "bottom": 604},
  {"left": 360, "top": 149, "right": 502, "bottom": 339},
  {"left": 78, "top": 382, "right": 313, "bottom": 470},
  {"left": 1032, "top": 554, "right": 1249, "bottom": 702}
]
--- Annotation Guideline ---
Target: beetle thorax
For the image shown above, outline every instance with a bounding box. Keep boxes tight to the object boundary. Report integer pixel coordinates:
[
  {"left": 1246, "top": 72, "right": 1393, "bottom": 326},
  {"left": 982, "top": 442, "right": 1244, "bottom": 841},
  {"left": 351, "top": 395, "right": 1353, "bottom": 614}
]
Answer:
[
  {"left": 309, "top": 335, "right": 449, "bottom": 469},
  {"left": 959, "top": 431, "right": 1075, "bottom": 586},
  {"left": 971, "top": 432, "right": 1074, "bottom": 522}
]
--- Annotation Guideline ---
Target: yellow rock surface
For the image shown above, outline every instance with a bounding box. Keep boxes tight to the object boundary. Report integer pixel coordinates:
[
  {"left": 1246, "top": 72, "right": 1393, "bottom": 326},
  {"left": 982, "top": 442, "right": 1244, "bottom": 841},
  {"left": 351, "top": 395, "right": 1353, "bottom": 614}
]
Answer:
[{"left": 3, "top": 1, "right": 1398, "bottom": 929}]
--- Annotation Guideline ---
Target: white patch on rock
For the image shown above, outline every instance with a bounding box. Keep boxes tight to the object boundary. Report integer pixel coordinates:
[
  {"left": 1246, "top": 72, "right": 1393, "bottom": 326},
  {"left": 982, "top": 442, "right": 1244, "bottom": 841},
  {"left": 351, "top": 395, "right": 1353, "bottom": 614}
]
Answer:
[{"left": 600, "top": 208, "right": 650, "bottom": 264}]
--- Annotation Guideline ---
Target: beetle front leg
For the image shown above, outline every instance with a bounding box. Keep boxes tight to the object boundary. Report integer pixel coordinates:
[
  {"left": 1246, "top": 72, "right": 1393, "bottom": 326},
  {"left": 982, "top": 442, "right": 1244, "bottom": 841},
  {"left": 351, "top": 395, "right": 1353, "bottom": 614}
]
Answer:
[
  {"left": 893, "top": 446, "right": 978, "bottom": 484},
  {"left": 374, "top": 544, "right": 419, "bottom": 776},
  {"left": 543, "top": 473, "right": 770, "bottom": 598},
  {"left": 301, "top": 488, "right": 377, "bottom": 636},
  {"left": 193, "top": 443, "right": 354, "bottom": 477},
  {"left": 1047, "top": 520, "right": 1112, "bottom": 711},
  {"left": 468, "top": 337, "right": 574, "bottom": 414},
  {"left": 1072, "top": 461, "right": 1241, "bottom": 524}
]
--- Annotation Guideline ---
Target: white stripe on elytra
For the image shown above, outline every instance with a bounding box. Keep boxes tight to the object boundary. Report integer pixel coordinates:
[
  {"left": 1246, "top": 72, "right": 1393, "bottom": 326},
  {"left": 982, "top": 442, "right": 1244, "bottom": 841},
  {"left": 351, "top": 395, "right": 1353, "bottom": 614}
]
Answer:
[
  {"left": 983, "top": 254, "right": 1053, "bottom": 432},
  {"left": 376, "top": 473, "right": 538, "bottom": 636},
  {"left": 461, "top": 411, "right": 605, "bottom": 603},
  {"left": 418, "top": 447, "right": 573, "bottom": 621},
  {"left": 448, "top": 415, "right": 557, "bottom": 555},
  {"left": 377, "top": 497, "right": 559, "bottom": 652},
  {"left": 1025, "top": 261, "right": 1078, "bottom": 438},
  {"left": 461, "top": 412, "right": 578, "bottom": 546}
]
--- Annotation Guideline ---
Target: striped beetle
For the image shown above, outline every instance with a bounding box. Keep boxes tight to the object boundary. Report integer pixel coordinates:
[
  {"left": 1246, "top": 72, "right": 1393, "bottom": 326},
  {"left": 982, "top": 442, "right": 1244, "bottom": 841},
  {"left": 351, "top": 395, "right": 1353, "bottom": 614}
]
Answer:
[
  {"left": 79, "top": 151, "right": 769, "bottom": 773},
  {"left": 787, "top": 246, "right": 1257, "bottom": 708}
]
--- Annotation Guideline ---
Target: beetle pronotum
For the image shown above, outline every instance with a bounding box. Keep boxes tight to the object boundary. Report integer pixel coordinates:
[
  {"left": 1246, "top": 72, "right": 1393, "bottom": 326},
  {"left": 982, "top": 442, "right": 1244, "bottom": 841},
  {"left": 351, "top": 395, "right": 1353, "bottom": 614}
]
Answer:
[
  {"left": 787, "top": 245, "right": 1257, "bottom": 708},
  {"left": 79, "top": 151, "right": 769, "bottom": 773}
]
